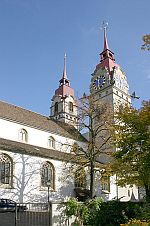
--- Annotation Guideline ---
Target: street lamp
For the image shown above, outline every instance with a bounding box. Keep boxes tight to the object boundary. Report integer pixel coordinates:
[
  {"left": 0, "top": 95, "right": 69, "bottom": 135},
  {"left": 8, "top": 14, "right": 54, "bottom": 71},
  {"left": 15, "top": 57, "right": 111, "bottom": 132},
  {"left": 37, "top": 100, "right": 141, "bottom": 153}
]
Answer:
[{"left": 47, "top": 181, "right": 51, "bottom": 203}]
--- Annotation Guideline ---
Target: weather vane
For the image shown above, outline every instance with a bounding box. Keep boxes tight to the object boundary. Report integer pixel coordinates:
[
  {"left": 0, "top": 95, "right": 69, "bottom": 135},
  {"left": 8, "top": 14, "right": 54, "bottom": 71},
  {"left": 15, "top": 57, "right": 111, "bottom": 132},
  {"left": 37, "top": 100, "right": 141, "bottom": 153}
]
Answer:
[{"left": 101, "top": 21, "right": 108, "bottom": 31}]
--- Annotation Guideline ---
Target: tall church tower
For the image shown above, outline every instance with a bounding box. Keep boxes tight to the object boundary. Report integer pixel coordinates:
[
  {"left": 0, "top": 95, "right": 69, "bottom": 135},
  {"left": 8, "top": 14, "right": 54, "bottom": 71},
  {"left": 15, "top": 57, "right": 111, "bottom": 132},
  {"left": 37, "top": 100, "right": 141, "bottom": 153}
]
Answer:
[
  {"left": 50, "top": 54, "right": 78, "bottom": 128},
  {"left": 90, "top": 25, "right": 131, "bottom": 109}
]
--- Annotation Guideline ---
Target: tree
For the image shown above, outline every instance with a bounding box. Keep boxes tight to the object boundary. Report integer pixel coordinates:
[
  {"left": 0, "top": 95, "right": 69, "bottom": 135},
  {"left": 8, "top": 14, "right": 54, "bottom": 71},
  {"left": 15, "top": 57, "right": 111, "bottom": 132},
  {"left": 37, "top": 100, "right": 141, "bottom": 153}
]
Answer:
[
  {"left": 111, "top": 101, "right": 150, "bottom": 202},
  {"left": 141, "top": 35, "right": 150, "bottom": 51},
  {"left": 70, "top": 95, "right": 113, "bottom": 199}
]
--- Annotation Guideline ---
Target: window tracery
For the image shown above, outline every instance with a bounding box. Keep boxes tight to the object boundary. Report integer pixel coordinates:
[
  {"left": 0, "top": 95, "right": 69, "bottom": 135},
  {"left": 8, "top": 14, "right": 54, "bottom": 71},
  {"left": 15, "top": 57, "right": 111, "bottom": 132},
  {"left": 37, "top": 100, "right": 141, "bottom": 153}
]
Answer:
[
  {"left": 0, "top": 153, "right": 13, "bottom": 186},
  {"left": 41, "top": 161, "right": 55, "bottom": 189}
]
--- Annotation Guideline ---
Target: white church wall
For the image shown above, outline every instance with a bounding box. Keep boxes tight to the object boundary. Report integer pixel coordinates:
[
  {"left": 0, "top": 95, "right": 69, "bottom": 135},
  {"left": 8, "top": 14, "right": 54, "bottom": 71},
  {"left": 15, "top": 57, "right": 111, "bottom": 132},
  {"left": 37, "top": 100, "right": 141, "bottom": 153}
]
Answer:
[
  {"left": 0, "top": 118, "right": 84, "bottom": 153},
  {"left": 0, "top": 150, "right": 75, "bottom": 203}
]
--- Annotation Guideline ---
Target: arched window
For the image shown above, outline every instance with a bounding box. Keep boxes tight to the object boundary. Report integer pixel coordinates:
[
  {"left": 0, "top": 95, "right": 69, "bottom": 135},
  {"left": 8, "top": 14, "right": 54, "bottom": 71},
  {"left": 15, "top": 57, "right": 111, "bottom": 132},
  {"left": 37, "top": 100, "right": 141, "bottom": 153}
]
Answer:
[
  {"left": 0, "top": 153, "right": 13, "bottom": 186},
  {"left": 101, "top": 176, "right": 110, "bottom": 193},
  {"left": 69, "top": 102, "right": 73, "bottom": 112},
  {"left": 18, "top": 129, "right": 28, "bottom": 142},
  {"left": 75, "top": 167, "right": 86, "bottom": 188},
  {"left": 41, "top": 161, "right": 55, "bottom": 189},
  {"left": 48, "top": 136, "right": 55, "bottom": 149},
  {"left": 54, "top": 102, "right": 58, "bottom": 114}
]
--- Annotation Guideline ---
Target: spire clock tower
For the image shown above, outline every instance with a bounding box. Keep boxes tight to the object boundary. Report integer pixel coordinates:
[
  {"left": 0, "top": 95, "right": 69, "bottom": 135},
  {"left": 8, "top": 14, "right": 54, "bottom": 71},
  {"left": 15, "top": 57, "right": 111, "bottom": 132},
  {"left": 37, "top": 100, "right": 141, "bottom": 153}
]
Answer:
[
  {"left": 90, "top": 23, "right": 131, "bottom": 109},
  {"left": 50, "top": 54, "right": 78, "bottom": 128}
]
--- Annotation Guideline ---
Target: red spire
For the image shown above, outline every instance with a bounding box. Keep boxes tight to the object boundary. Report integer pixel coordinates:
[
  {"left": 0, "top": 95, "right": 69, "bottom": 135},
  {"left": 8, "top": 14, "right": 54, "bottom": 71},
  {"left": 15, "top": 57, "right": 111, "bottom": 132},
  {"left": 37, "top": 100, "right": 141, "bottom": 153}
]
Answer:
[
  {"left": 103, "top": 27, "right": 109, "bottom": 51},
  {"left": 55, "top": 53, "right": 74, "bottom": 97},
  {"left": 62, "top": 53, "right": 67, "bottom": 80},
  {"left": 96, "top": 22, "right": 117, "bottom": 73}
]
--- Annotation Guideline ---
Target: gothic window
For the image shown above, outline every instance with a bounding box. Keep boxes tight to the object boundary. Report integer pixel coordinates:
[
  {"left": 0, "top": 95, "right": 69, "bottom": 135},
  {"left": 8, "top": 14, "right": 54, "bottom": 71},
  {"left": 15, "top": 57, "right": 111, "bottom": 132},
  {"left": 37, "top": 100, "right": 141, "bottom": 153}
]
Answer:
[
  {"left": 69, "top": 102, "right": 73, "bottom": 112},
  {"left": 0, "top": 153, "right": 13, "bottom": 186},
  {"left": 54, "top": 102, "right": 58, "bottom": 114},
  {"left": 18, "top": 129, "right": 28, "bottom": 142},
  {"left": 74, "top": 168, "right": 86, "bottom": 188},
  {"left": 101, "top": 176, "right": 110, "bottom": 193},
  {"left": 41, "top": 161, "right": 55, "bottom": 189},
  {"left": 48, "top": 136, "right": 55, "bottom": 149}
]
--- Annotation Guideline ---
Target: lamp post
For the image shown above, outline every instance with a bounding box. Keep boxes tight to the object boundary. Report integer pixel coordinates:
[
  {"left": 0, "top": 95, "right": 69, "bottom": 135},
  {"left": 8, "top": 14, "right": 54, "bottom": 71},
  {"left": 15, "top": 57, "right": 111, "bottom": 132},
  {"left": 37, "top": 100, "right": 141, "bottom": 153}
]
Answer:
[{"left": 47, "top": 181, "right": 51, "bottom": 203}]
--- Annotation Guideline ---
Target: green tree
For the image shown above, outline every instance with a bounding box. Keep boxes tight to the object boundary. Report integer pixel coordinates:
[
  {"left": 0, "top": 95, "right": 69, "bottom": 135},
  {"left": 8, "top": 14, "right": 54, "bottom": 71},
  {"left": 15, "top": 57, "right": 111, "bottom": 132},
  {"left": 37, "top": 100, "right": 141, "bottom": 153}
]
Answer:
[
  {"left": 141, "top": 35, "right": 150, "bottom": 51},
  {"left": 111, "top": 101, "right": 150, "bottom": 202}
]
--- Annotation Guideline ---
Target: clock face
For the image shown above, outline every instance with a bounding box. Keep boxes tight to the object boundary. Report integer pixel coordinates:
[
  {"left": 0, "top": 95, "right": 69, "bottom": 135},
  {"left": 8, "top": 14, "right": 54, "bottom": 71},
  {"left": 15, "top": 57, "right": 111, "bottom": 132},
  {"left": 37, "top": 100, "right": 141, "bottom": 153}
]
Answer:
[{"left": 93, "top": 75, "right": 106, "bottom": 90}]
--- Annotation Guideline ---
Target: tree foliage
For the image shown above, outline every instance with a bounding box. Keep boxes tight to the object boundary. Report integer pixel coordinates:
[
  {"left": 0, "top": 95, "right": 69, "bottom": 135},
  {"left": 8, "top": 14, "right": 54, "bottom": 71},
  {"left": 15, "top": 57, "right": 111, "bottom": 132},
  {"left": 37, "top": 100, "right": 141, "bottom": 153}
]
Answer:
[
  {"left": 70, "top": 95, "right": 113, "bottom": 198},
  {"left": 141, "top": 35, "right": 150, "bottom": 51},
  {"left": 111, "top": 101, "right": 150, "bottom": 201}
]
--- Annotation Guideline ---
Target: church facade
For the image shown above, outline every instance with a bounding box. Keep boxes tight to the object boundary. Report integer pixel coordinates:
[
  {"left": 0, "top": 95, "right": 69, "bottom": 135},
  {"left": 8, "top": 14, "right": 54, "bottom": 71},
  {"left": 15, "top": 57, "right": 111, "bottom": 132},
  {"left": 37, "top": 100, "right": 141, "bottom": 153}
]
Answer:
[{"left": 0, "top": 28, "right": 139, "bottom": 203}]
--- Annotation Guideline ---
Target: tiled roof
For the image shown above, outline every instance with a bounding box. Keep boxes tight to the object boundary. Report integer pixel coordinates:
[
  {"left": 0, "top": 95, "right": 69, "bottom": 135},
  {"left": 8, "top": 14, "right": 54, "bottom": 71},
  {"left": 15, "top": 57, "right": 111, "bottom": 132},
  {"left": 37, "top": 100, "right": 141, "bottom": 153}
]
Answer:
[
  {"left": 0, "top": 137, "right": 76, "bottom": 162},
  {"left": 0, "top": 100, "right": 86, "bottom": 142}
]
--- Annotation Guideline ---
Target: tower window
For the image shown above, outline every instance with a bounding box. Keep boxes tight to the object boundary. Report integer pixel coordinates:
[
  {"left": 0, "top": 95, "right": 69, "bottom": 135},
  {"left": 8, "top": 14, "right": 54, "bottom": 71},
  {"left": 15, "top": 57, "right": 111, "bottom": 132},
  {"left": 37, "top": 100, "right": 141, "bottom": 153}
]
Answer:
[
  {"left": 48, "top": 136, "right": 55, "bottom": 149},
  {"left": 41, "top": 161, "right": 55, "bottom": 189},
  {"left": 18, "top": 129, "right": 28, "bottom": 143},
  {"left": 103, "top": 53, "right": 107, "bottom": 58},
  {"left": 69, "top": 102, "right": 73, "bottom": 112},
  {"left": 0, "top": 153, "right": 13, "bottom": 186},
  {"left": 54, "top": 102, "right": 58, "bottom": 114}
]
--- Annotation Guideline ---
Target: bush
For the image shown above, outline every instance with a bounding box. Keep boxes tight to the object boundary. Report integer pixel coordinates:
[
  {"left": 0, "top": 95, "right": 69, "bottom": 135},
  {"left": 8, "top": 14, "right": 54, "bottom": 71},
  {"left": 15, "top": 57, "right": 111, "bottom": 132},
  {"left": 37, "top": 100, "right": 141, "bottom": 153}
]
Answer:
[{"left": 65, "top": 199, "right": 150, "bottom": 226}]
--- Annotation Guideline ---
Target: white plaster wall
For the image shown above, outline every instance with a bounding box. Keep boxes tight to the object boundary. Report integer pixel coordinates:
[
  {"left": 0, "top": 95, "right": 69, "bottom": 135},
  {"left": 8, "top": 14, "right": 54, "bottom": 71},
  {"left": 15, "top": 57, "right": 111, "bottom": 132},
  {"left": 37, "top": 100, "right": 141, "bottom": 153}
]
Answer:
[
  {"left": 0, "top": 150, "right": 75, "bottom": 203},
  {"left": 0, "top": 118, "right": 84, "bottom": 153}
]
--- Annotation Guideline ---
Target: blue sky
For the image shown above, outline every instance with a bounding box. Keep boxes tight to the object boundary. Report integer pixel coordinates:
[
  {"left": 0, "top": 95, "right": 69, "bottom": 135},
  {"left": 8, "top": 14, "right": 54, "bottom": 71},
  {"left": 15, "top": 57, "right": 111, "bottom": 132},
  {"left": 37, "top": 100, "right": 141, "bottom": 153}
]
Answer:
[{"left": 0, "top": 0, "right": 149, "bottom": 115}]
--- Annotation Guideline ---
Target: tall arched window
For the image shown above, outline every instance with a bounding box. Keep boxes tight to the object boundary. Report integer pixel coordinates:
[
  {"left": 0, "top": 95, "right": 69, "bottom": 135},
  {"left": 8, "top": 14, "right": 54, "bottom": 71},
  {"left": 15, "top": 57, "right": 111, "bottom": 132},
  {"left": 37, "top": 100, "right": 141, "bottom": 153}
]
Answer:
[
  {"left": 0, "top": 153, "right": 13, "bottom": 186},
  {"left": 54, "top": 102, "right": 58, "bottom": 114},
  {"left": 101, "top": 176, "right": 110, "bottom": 193},
  {"left": 48, "top": 136, "right": 55, "bottom": 149},
  {"left": 41, "top": 161, "right": 55, "bottom": 189},
  {"left": 69, "top": 102, "right": 73, "bottom": 112},
  {"left": 18, "top": 129, "right": 28, "bottom": 142}
]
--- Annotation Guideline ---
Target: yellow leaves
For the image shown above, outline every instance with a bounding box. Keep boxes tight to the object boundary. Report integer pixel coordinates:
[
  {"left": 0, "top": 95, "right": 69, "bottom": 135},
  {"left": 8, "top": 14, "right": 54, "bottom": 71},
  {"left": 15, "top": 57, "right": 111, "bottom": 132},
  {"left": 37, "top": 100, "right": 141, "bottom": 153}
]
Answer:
[
  {"left": 121, "top": 219, "right": 150, "bottom": 226},
  {"left": 141, "top": 34, "right": 150, "bottom": 51}
]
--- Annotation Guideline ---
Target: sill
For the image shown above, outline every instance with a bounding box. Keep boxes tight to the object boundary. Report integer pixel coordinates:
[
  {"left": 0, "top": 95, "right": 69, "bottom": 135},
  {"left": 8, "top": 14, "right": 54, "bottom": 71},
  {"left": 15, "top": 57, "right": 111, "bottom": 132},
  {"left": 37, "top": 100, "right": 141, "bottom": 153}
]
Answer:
[
  {"left": 101, "top": 190, "right": 110, "bottom": 194},
  {"left": 0, "top": 184, "right": 14, "bottom": 189}
]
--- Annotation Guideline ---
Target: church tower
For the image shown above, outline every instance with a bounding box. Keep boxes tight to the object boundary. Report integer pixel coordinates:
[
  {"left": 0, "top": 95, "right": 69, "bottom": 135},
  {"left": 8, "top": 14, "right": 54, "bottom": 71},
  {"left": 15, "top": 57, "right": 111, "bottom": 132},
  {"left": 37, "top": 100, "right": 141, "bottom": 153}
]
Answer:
[
  {"left": 50, "top": 54, "right": 78, "bottom": 128},
  {"left": 90, "top": 24, "right": 131, "bottom": 109}
]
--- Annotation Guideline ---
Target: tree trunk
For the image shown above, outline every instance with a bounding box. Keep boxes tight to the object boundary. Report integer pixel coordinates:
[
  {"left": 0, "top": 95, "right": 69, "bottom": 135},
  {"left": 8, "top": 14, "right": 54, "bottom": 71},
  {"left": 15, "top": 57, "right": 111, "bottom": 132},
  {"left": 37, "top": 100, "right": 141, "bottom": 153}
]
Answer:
[
  {"left": 145, "top": 185, "right": 150, "bottom": 203},
  {"left": 90, "top": 161, "right": 95, "bottom": 199}
]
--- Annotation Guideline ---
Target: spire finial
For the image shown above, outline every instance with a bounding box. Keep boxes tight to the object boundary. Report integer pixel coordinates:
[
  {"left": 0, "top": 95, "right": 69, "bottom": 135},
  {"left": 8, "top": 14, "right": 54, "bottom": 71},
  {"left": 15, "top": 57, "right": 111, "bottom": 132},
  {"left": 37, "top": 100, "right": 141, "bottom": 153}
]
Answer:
[
  {"left": 101, "top": 21, "right": 109, "bottom": 51},
  {"left": 63, "top": 53, "right": 67, "bottom": 79}
]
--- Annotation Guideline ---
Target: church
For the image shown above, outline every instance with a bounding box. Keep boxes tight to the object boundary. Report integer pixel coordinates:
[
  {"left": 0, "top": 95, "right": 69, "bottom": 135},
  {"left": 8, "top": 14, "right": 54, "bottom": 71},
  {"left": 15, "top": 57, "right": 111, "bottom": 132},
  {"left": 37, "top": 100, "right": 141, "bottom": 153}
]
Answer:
[{"left": 0, "top": 27, "right": 139, "bottom": 203}]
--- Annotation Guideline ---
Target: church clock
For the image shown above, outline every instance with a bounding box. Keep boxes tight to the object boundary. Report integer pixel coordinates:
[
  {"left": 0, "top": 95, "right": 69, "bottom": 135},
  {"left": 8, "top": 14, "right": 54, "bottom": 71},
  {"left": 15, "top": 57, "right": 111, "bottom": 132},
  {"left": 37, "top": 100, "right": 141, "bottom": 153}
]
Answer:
[{"left": 93, "top": 75, "right": 106, "bottom": 90}]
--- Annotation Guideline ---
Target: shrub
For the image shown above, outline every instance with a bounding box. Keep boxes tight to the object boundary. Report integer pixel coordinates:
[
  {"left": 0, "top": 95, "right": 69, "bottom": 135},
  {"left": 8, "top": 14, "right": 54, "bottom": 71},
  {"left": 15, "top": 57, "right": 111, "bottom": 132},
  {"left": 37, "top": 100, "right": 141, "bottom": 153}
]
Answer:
[{"left": 65, "top": 199, "right": 150, "bottom": 226}]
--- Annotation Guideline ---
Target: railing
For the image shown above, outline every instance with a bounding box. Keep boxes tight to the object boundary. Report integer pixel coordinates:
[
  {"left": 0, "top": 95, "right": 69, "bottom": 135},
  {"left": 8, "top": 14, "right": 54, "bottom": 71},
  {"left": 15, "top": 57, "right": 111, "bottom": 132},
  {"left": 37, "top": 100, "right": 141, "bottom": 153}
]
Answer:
[{"left": 0, "top": 203, "right": 52, "bottom": 226}]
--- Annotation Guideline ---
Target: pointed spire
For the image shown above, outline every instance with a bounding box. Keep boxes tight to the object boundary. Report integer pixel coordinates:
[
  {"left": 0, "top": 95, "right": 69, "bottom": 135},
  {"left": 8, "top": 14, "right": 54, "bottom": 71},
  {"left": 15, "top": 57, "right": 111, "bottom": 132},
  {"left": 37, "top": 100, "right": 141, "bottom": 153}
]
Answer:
[
  {"left": 63, "top": 53, "right": 67, "bottom": 79},
  {"left": 103, "top": 26, "right": 109, "bottom": 51},
  {"left": 55, "top": 53, "right": 74, "bottom": 97},
  {"left": 101, "top": 21, "right": 109, "bottom": 51},
  {"left": 96, "top": 22, "right": 116, "bottom": 73}
]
